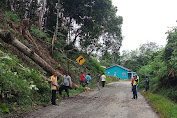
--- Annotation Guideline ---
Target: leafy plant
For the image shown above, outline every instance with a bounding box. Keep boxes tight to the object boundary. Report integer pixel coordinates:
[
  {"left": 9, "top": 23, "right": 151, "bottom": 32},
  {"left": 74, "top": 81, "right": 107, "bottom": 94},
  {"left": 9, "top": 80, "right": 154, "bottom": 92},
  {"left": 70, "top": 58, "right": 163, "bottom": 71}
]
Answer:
[
  {"left": 0, "top": 104, "right": 9, "bottom": 113},
  {"left": 5, "top": 11, "right": 21, "bottom": 23}
]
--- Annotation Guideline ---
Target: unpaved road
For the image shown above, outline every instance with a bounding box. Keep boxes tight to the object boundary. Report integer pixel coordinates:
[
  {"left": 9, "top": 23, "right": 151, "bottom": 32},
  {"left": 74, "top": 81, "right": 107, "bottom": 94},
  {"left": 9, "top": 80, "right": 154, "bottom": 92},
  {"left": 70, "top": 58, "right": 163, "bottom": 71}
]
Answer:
[{"left": 24, "top": 81, "right": 159, "bottom": 118}]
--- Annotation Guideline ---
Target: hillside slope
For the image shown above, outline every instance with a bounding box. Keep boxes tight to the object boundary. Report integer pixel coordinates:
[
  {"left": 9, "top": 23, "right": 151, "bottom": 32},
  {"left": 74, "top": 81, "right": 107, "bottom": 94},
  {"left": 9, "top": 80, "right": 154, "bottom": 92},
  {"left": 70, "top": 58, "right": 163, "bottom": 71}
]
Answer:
[{"left": 0, "top": 9, "right": 104, "bottom": 117}]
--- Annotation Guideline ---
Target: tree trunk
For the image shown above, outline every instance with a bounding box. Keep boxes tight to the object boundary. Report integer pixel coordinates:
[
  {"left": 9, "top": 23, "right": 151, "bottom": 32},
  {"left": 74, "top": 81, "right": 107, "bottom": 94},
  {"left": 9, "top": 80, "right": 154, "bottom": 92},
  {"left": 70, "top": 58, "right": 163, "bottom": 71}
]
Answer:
[
  {"left": 0, "top": 29, "right": 62, "bottom": 77},
  {"left": 0, "top": 29, "right": 79, "bottom": 89},
  {"left": 38, "top": 0, "right": 46, "bottom": 30}
]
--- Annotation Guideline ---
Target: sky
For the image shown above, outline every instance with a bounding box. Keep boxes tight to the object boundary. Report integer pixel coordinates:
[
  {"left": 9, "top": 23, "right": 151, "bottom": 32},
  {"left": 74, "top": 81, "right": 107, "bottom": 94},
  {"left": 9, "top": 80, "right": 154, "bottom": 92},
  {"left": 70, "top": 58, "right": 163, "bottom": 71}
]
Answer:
[{"left": 112, "top": 0, "right": 177, "bottom": 52}]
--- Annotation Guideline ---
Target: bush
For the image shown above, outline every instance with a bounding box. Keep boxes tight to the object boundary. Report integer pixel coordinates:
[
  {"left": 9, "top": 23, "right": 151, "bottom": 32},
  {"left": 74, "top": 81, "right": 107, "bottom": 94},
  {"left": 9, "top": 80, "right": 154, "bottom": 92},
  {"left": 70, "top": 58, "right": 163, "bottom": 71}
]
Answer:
[
  {"left": 0, "top": 53, "right": 51, "bottom": 114},
  {"left": 5, "top": 11, "right": 21, "bottom": 23},
  {"left": 31, "top": 25, "right": 52, "bottom": 42}
]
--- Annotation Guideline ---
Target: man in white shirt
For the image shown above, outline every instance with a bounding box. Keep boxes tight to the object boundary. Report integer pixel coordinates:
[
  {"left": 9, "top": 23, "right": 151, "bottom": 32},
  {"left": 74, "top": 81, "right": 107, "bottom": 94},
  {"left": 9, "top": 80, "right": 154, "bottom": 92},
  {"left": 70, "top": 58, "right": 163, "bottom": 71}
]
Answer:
[
  {"left": 100, "top": 73, "right": 106, "bottom": 87},
  {"left": 59, "top": 71, "right": 72, "bottom": 98}
]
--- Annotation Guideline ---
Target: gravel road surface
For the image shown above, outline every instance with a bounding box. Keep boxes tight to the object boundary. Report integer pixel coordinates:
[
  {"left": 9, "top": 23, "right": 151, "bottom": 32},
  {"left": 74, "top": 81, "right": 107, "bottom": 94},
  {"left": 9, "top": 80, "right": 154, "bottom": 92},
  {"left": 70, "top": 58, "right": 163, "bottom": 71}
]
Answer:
[{"left": 24, "top": 81, "right": 159, "bottom": 118}]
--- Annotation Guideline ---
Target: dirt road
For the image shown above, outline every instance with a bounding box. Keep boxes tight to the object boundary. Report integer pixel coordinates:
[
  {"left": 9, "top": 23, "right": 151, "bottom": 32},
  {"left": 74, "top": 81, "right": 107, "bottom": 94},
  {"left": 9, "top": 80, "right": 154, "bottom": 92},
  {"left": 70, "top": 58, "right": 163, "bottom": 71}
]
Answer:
[{"left": 24, "top": 81, "right": 159, "bottom": 118}]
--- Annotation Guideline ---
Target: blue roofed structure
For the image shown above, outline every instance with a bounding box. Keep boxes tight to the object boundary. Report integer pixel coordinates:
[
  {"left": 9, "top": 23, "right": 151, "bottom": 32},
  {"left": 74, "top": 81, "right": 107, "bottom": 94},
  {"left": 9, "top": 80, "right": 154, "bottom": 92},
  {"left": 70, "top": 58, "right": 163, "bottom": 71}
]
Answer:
[{"left": 105, "top": 65, "right": 135, "bottom": 79}]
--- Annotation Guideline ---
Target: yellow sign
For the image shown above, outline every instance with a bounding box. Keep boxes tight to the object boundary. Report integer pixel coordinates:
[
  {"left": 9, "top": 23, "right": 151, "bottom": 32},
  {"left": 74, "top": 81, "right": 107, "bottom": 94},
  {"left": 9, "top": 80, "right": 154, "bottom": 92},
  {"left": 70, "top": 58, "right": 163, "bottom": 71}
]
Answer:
[{"left": 76, "top": 56, "right": 86, "bottom": 65}]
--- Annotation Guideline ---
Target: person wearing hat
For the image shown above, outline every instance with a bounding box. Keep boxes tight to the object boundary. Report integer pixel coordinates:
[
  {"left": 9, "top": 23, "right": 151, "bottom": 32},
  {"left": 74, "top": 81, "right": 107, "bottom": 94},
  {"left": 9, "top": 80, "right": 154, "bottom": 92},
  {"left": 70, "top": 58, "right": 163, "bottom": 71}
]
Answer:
[
  {"left": 59, "top": 71, "right": 72, "bottom": 98},
  {"left": 145, "top": 75, "right": 149, "bottom": 91},
  {"left": 132, "top": 74, "right": 139, "bottom": 99}
]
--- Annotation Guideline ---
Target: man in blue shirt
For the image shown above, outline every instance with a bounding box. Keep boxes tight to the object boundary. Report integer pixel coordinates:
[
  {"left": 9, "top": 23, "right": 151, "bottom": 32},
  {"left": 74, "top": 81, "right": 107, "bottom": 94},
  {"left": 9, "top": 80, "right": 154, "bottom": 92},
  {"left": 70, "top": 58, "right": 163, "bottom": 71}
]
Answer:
[{"left": 85, "top": 73, "right": 91, "bottom": 87}]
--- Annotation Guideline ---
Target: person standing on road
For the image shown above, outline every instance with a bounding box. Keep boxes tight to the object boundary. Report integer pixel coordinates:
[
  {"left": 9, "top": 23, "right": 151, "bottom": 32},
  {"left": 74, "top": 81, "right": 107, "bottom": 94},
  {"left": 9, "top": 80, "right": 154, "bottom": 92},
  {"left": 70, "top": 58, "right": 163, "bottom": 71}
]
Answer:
[
  {"left": 80, "top": 72, "right": 85, "bottom": 87},
  {"left": 85, "top": 73, "right": 91, "bottom": 87},
  {"left": 135, "top": 73, "right": 139, "bottom": 98},
  {"left": 131, "top": 75, "right": 135, "bottom": 92},
  {"left": 145, "top": 75, "right": 149, "bottom": 91},
  {"left": 101, "top": 73, "right": 106, "bottom": 87},
  {"left": 132, "top": 74, "right": 138, "bottom": 99},
  {"left": 50, "top": 72, "right": 59, "bottom": 105},
  {"left": 59, "top": 71, "right": 72, "bottom": 98},
  {"left": 97, "top": 72, "right": 101, "bottom": 90}
]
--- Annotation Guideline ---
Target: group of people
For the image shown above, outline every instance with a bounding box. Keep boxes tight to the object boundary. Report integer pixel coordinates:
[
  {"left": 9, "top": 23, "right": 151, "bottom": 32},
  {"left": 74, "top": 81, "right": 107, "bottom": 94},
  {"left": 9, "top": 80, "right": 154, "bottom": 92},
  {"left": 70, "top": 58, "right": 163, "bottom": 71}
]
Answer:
[
  {"left": 50, "top": 71, "right": 72, "bottom": 105},
  {"left": 80, "top": 72, "right": 106, "bottom": 91},
  {"left": 50, "top": 71, "right": 107, "bottom": 105},
  {"left": 51, "top": 71, "right": 150, "bottom": 105},
  {"left": 131, "top": 74, "right": 149, "bottom": 99}
]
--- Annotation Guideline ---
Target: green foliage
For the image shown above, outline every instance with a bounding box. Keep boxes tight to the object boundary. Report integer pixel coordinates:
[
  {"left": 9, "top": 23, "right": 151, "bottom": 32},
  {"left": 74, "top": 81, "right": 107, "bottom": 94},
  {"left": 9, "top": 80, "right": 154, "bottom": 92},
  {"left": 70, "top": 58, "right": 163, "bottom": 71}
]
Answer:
[
  {"left": 0, "top": 104, "right": 9, "bottom": 113},
  {"left": 88, "top": 58, "right": 105, "bottom": 74},
  {"left": 120, "top": 42, "right": 163, "bottom": 72},
  {"left": 143, "top": 92, "right": 177, "bottom": 118},
  {"left": 53, "top": 51, "right": 66, "bottom": 64},
  {"left": 5, "top": 11, "right": 21, "bottom": 23},
  {"left": 100, "top": 51, "right": 113, "bottom": 67},
  {"left": 106, "top": 76, "right": 119, "bottom": 84},
  {"left": 60, "top": 0, "right": 122, "bottom": 52},
  {"left": 31, "top": 25, "right": 52, "bottom": 42},
  {"left": 165, "top": 28, "right": 177, "bottom": 75},
  {"left": 0, "top": 53, "right": 50, "bottom": 114},
  {"left": 136, "top": 28, "right": 177, "bottom": 107}
]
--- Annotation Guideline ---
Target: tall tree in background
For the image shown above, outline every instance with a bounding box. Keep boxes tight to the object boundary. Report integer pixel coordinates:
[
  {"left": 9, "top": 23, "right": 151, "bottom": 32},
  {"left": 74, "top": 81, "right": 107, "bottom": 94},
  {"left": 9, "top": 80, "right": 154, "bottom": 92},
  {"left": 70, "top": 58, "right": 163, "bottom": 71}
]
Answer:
[
  {"left": 164, "top": 28, "right": 177, "bottom": 74},
  {"left": 120, "top": 42, "right": 163, "bottom": 72},
  {"left": 3, "top": 0, "right": 39, "bottom": 22},
  {"left": 44, "top": 0, "right": 57, "bottom": 36},
  {"left": 60, "top": 0, "right": 123, "bottom": 53},
  {"left": 100, "top": 51, "right": 112, "bottom": 67}
]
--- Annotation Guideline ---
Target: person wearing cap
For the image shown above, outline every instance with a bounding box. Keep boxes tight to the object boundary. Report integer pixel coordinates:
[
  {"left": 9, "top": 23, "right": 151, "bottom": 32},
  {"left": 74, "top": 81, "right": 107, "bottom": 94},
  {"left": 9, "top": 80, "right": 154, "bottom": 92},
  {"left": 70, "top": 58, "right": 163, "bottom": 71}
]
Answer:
[
  {"left": 132, "top": 74, "right": 139, "bottom": 99},
  {"left": 50, "top": 72, "right": 59, "bottom": 105},
  {"left": 145, "top": 75, "right": 149, "bottom": 91},
  {"left": 59, "top": 71, "right": 72, "bottom": 98}
]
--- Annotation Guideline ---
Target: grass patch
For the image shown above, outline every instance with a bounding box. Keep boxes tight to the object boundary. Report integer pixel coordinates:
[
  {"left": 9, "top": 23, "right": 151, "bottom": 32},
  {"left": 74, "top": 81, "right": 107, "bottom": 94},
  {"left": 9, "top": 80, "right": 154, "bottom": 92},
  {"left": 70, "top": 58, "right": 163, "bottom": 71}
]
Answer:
[
  {"left": 5, "top": 11, "right": 21, "bottom": 23},
  {"left": 143, "top": 92, "right": 177, "bottom": 118},
  {"left": 106, "top": 76, "right": 119, "bottom": 84}
]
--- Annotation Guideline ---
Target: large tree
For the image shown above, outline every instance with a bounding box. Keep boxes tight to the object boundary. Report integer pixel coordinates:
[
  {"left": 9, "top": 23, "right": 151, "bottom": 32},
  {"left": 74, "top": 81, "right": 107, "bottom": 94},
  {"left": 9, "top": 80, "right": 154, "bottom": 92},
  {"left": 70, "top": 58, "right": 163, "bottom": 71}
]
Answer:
[
  {"left": 59, "top": 0, "right": 123, "bottom": 53},
  {"left": 120, "top": 42, "right": 163, "bottom": 72}
]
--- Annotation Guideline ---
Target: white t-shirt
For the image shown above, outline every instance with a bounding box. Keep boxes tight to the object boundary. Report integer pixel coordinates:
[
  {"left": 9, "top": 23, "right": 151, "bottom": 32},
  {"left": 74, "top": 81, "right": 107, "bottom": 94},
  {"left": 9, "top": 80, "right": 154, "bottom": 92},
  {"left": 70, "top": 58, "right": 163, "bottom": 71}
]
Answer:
[{"left": 101, "top": 75, "right": 106, "bottom": 81}]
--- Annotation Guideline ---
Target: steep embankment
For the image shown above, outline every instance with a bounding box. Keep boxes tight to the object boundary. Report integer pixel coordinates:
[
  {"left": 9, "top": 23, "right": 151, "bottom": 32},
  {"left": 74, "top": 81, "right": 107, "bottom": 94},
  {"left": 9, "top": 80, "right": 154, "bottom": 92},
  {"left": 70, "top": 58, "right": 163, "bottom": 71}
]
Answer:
[{"left": 0, "top": 10, "right": 104, "bottom": 117}]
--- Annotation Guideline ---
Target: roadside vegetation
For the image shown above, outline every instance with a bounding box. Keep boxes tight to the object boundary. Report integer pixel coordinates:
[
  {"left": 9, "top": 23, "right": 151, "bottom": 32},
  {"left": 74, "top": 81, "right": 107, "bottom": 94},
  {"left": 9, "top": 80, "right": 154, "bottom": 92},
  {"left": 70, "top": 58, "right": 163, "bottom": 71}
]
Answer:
[
  {"left": 143, "top": 92, "right": 177, "bottom": 118},
  {"left": 119, "top": 27, "right": 177, "bottom": 117}
]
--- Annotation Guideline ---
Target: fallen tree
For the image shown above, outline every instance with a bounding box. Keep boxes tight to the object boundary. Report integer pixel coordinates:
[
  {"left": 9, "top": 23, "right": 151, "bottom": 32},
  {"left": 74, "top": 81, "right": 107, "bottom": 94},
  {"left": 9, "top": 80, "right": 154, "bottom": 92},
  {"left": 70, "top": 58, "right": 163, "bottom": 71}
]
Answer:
[
  {"left": 0, "top": 29, "right": 78, "bottom": 88},
  {"left": 0, "top": 29, "right": 62, "bottom": 76}
]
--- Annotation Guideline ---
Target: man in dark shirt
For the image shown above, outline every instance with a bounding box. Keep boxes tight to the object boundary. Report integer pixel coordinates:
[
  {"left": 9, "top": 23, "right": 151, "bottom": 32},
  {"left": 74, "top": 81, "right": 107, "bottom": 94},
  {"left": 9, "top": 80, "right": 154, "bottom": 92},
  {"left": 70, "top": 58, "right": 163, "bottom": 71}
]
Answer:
[
  {"left": 145, "top": 75, "right": 149, "bottom": 91},
  {"left": 97, "top": 72, "right": 101, "bottom": 90}
]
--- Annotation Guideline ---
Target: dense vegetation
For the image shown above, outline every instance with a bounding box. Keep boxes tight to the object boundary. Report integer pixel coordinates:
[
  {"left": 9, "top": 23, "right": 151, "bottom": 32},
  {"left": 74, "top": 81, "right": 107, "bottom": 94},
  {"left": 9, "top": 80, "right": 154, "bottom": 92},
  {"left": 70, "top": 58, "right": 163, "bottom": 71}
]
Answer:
[
  {"left": 119, "top": 29, "right": 177, "bottom": 103},
  {"left": 0, "top": 0, "right": 122, "bottom": 117}
]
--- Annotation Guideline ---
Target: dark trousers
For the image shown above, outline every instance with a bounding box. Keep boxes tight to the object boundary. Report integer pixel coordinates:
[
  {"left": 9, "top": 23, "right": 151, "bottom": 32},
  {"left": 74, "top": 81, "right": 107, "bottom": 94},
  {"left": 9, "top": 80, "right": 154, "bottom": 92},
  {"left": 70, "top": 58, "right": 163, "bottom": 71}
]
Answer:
[
  {"left": 51, "top": 90, "right": 56, "bottom": 105},
  {"left": 131, "top": 84, "right": 133, "bottom": 91},
  {"left": 80, "top": 81, "right": 84, "bottom": 87},
  {"left": 145, "top": 85, "right": 149, "bottom": 91},
  {"left": 59, "top": 85, "right": 69, "bottom": 97},
  {"left": 133, "top": 85, "right": 137, "bottom": 99},
  {"left": 102, "top": 81, "right": 105, "bottom": 87}
]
